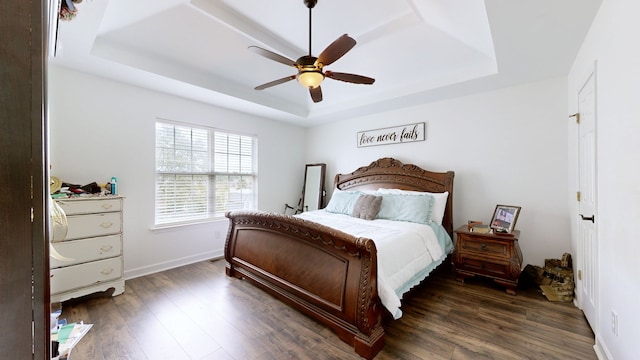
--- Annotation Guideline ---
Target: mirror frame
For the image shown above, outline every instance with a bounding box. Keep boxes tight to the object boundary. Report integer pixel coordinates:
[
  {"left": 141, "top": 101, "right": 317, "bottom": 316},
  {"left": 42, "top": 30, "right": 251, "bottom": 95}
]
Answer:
[{"left": 301, "top": 163, "right": 326, "bottom": 212}]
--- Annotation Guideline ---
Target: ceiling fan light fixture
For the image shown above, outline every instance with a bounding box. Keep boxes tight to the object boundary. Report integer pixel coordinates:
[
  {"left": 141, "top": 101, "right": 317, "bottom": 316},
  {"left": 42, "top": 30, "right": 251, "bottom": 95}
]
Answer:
[
  {"left": 297, "top": 70, "right": 324, "bottom": 89},
  {"left": 248, "top": 0, "right": 374, "bottom": 102}
]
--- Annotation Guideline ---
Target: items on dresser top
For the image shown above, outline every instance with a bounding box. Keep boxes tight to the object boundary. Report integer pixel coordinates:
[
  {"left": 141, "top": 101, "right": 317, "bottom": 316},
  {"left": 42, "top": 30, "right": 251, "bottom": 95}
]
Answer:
[{"left": 50, "top": 176, "right": 120, "bottom": 198}]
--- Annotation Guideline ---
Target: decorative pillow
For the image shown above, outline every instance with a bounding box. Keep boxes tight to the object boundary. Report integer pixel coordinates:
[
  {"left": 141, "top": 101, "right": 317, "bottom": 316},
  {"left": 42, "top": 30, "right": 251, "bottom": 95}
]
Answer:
[
  {"left": 377, "top": 189, "right": 449, "bottom": 225},
  {"left": 324, "top": 189, "right": 362, "bottom": 215},
  {"left": 376, "top": 193, "right": 434, "bottom": 225},
  {"left": 351, "top": 194, "right": 383, "bottom": 220}
]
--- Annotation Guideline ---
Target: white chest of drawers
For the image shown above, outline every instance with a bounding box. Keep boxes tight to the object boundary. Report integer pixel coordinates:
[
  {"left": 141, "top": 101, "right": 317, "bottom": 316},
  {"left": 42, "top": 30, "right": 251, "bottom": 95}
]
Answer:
[{"left": 51, "top": 196, "right": 125, "bottom": 302}]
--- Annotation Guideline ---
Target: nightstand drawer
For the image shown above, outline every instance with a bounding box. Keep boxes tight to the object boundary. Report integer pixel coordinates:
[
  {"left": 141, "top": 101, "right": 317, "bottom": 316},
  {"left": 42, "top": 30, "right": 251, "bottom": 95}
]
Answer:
[
  {"left": 459, "top": 235, "right": 508, "bottom": 257},
  {"left": 459, "top": 257, "right": 508, "bottom": 277}
]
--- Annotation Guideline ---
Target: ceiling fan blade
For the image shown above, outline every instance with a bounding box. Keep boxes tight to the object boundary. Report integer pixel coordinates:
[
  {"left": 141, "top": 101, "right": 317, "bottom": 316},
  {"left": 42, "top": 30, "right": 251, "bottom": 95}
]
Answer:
[
  {"left": 309, "top": 86, "right": 323, "bottom": 103},
  {"left": 325, "top": 71, "right": 375, "bottom": 85},
  {"left": 317, "top": 34, "right": 356, "bottom": 66},
  {"left": 255, "top": 75, "right": 296, "bottom": 90},
  {"left": 249, "top": 46, "right": 297, "bottom": 67}
]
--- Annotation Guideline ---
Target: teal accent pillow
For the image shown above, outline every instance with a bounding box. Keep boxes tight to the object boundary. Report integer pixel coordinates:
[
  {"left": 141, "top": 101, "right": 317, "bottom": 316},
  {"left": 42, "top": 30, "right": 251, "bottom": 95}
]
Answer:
[
  {"left": 376, "top": 193, "right": 434, "bottom": 224},
  {"left": 377, "top": 189, "right": 449, "bottom": 225},
  {"left": 325, "top": 190, "right": 362, "bottom": 215}
]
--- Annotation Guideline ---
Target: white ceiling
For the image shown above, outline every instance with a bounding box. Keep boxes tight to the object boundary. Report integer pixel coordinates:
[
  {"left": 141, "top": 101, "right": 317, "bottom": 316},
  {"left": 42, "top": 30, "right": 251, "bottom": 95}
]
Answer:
[{"left": 51, "top": 0, "right": 601, "bottom": 127}]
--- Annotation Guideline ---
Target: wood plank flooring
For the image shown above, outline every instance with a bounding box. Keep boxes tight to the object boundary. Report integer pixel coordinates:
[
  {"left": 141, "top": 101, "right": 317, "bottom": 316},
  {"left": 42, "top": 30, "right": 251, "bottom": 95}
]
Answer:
[{"left": 58, "top": 259, "right": 595, "bottom": 360}]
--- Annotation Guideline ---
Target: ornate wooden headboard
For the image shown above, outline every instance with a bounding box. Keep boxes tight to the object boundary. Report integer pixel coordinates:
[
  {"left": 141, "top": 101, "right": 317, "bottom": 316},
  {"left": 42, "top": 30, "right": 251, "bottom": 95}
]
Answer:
[{"left": 334, "top": 157, "right": 455, "bottom": 236}]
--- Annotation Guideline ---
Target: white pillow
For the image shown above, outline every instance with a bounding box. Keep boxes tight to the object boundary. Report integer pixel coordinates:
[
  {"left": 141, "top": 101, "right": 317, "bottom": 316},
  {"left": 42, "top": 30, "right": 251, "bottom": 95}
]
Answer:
[
  {"left": 377, "top": 189, "right": 449, "bottom": 225},
  {"left": 341, "top": 188, "right": 378, "bottom": 195}
]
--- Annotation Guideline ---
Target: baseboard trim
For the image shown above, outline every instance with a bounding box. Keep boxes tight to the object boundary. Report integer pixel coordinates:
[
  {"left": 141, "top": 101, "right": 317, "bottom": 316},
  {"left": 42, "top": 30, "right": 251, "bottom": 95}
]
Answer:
[
  {"left": 594, "top": 334, "right": 613, "bottom": 360},
  {"left": 124, "top": 250, "right": 224, "bottom": 280}
]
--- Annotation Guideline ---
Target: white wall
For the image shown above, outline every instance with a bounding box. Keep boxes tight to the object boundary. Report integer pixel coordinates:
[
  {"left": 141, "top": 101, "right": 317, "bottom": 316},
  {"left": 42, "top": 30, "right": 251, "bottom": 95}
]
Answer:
[
  {"left": 307, "top": 77, "right": 570, "bottom": 268},
  {"left": 49, "top": 67, "right": 307, "bottom": 279},
  {"left": 568, "top": 1, "right": 640, "bottom": 359}
]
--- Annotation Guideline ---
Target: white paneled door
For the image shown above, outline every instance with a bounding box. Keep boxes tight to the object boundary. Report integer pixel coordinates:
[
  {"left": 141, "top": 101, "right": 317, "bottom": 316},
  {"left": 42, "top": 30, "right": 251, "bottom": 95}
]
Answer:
[{"left": 577, "top": 69, "right": 598, "bottom": 330}]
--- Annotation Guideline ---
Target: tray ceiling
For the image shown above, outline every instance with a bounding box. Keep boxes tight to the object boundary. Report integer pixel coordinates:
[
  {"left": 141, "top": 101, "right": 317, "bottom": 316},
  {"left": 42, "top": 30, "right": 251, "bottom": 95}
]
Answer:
[{"left": 51, "top": 0, "right": 601, "bottom": 126}]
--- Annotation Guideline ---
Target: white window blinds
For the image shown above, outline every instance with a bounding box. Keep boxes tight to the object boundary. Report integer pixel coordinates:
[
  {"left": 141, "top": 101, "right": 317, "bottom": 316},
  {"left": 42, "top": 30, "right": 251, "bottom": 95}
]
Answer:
[{"left": 155, "top": 121, "right": 257, "bottom": 225}]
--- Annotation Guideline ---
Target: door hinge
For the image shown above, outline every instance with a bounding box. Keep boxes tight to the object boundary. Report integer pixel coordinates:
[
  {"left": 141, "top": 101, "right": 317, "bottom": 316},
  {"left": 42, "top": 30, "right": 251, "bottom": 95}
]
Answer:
[
  {"left": 578, "top": 269, "right": 582, "bottom": 280},
  {"left": 569, "top": 112, "right": 580, "bottom": 124},
  {"left": 577, "top": 191, "right": 581, "bottom": 201},
  {"left": 31, "top": 207, "right": 34, "bottom": 223}
]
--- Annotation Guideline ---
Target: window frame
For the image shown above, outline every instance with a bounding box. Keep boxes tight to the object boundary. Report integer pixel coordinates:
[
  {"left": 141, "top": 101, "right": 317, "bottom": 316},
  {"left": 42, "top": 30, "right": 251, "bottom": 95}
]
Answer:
[{"left": 154, "top": 119, "right": 258, "bottom": 227}]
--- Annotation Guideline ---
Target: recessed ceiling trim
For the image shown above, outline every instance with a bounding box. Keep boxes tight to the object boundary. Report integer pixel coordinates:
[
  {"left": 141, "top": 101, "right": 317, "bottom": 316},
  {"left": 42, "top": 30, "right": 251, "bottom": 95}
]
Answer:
[
  {"left": 190, "top": 0, "right": 304, "bottom": 60},
  {"left": 356, "top": 11, "right": 422, "bottom": 45},
  {"left": 91, "top": 36, "right": 309, "bottom": 118},
  {"left": 412, "top": 0, "right": 496, "bottom": 59}
]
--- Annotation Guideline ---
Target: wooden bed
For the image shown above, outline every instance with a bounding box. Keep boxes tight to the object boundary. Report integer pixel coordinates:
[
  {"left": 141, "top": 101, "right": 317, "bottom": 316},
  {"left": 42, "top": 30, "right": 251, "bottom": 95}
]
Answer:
[{"left": 224, "top": 157, "right": 454, "bottom": 359}]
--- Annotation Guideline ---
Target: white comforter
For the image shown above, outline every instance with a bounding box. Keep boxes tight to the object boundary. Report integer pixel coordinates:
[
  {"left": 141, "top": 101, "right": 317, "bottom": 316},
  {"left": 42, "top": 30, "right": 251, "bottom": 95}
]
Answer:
[{"left": 295, "top": 210, "right": 453, "bottom": 319}]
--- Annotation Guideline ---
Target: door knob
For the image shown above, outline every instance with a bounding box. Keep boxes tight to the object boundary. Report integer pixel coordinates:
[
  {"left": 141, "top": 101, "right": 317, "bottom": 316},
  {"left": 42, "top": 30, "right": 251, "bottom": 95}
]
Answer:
[{"left": 579, "top": 214, "right": 595, "bottom": 223}]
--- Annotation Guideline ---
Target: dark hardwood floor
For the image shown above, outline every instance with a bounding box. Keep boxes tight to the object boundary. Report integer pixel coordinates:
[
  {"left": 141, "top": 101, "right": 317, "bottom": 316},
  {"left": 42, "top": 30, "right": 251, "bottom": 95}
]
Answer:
[{"left": 58, "top": 259, "right": 595, "bottom": 360}]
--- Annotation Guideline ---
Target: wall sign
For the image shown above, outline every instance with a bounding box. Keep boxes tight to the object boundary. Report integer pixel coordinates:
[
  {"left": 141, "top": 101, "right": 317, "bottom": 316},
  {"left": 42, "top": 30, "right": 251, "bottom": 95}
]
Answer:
[{"left": 357, "top": 122, "right": 425, "bottom": 148}]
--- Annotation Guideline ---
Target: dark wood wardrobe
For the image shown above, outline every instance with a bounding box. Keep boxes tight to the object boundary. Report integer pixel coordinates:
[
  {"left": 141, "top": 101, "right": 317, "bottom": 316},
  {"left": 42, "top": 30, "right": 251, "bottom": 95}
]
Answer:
[{"left": 0, "top": 1, "right": 50, "bottom": 358}]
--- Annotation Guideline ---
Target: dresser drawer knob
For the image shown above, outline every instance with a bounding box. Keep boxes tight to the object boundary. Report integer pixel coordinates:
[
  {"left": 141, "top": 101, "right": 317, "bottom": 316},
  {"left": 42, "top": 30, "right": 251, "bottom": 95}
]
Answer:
[
  {"left": 100, "top": 222, "right": 113, "bottom": 228},
  {"left": 101, "top": 268, "right": 114, "bottom": 276},
  {"left": 101, "top": 204, "right": 113, "bottom": 210},
  {"left": 100, "top": 245, "right": 114, "bottom": 252},
  {"left": 481, "top": 243, "right": 487, "bottom": 250}
]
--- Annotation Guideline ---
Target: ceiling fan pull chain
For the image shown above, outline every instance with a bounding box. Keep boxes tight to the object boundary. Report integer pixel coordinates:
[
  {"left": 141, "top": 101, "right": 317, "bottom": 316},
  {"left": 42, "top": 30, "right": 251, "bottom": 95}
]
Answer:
[{"left": 308, "top": 5, "right": 312, "bottom": 55}]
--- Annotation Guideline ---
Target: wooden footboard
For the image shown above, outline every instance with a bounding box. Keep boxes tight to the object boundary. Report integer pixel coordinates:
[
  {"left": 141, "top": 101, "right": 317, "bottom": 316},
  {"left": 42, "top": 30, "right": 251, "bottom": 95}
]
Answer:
[
  {"left": 224, "top": 210, "right": 384, "bottom": 359},
  {"left": 224, "top": 157, "right": 454, "bottom": 358}
]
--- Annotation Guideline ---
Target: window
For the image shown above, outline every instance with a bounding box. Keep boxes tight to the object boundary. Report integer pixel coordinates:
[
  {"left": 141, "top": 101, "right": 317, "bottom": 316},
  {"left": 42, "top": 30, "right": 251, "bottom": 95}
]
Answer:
[{"left": 155, "top": 120, "right": 257, "bottom": 226}]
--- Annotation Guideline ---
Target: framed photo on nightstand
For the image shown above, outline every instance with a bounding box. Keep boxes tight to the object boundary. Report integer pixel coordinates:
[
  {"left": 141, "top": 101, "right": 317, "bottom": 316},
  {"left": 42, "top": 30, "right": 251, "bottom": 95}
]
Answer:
[{"left": 490, "top": 205, "right": 521, "bottom": 233}]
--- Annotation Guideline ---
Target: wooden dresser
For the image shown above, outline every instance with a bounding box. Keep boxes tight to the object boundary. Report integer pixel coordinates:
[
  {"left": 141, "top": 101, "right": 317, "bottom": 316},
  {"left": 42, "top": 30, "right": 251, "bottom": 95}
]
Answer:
[
  {"left": 452, "top": 225, "right": 522, "bottom": 295},
  {"left": 51, "top": 196, "right": 125, "bottom": 303}
]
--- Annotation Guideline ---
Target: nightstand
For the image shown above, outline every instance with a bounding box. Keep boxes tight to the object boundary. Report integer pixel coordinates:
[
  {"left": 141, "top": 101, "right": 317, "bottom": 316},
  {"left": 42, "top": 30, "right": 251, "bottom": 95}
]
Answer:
[{"left": 452, "top": 225, "right": 523, "bottom": 295}]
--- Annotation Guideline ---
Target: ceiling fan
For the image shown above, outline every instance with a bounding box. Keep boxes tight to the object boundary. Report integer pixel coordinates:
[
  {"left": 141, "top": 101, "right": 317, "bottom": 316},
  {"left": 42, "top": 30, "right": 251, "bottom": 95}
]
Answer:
[{"left": 249, "top": 0, "right": 375, "bottom": 103}]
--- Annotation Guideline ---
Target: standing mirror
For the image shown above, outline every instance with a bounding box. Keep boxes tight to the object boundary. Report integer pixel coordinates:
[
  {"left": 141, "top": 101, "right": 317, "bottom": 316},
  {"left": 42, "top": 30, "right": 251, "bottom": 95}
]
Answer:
[{"left": 302, "top": 163, "right": 326, "bottom": 212}]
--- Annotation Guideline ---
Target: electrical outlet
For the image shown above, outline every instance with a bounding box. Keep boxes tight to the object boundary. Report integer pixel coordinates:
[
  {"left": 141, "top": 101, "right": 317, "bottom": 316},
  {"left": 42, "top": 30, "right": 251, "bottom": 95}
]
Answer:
[
  {"left": 215, "top": 231, "right": 221, "bottom": 240},
  {"left": 611, "top": 311, "right": 619, "bottom": 336}
]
